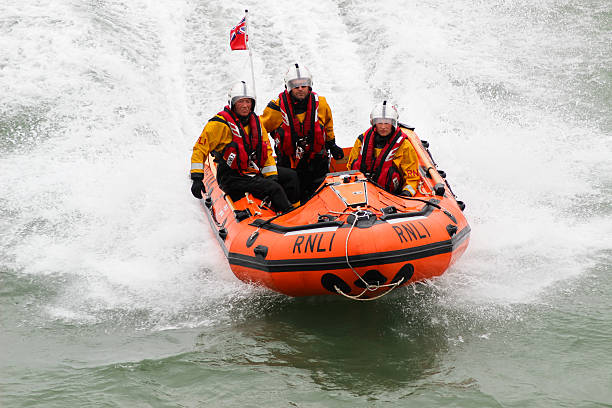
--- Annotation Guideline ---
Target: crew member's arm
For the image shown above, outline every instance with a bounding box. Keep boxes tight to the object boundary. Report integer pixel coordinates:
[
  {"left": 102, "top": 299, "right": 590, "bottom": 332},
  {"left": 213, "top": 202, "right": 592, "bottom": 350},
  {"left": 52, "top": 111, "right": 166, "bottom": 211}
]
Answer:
[
  {"left": 190, "top": 130, "right": 210, "bottom": 179},
  {"left": 346, "top": 135, "right": 363, "bottom": 170},
  {"left": 396, "top": 139, "right": 420, "bottom": 196},
  {"left": 190, "top": 118, "right": 231, "bottom": 178},
  {"left": 260, "top": 99, "right": 283, "bottom": 133},
  {"left": 190, "top": 119, "right": 227, "bottom": 199},
  {"left": 317, "top": 96, "right": 335, "bottom": 142},
  {"left": 259, "top": 127, "right": 279, "bottom": 178},
  {"left": 318, "top": 96, "right": 344, "bottom": 159}
]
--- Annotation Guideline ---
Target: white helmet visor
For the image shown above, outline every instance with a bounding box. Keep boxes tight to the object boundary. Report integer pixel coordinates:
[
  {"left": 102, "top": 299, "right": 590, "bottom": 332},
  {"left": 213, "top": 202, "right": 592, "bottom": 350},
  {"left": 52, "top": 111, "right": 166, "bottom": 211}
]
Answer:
[
  {"left": 287, "top": 77, "right": 312, "bottom": 90},
  {"left": 371, "top": 117, "right": 395, "bottom": 125},
  {"left": 231, "top": 97, "right": 254, "bottom": 108}
]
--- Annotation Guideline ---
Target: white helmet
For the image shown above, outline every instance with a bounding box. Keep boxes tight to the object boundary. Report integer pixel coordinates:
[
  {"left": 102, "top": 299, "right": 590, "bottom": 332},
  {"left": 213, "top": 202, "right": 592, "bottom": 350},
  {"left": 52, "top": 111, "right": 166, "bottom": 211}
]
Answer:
[
  {"left": 370, "top": 100, "right": 399, "bottom": 127},
  {"left": 227, "top": 81, "right": 256, "bottom": 110},
  {"left": 284, "top": 63, "right": 313, "bottom": 91}
]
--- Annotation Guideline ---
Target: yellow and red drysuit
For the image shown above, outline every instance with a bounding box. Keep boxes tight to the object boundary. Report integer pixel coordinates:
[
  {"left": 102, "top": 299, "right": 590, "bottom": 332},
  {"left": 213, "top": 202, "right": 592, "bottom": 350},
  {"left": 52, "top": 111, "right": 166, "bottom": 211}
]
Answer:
[
  {"left": 190, "top": 107, "right": 299, "bottom": 212},
  {"left": 347, "top": 127, "right": 419, "bottom": 196},
  {"left": 260, "top": 92, "right": 337, "bottom": 166},
  {"left": 190, "top": 108, "right": 278, "bottom": 179}
]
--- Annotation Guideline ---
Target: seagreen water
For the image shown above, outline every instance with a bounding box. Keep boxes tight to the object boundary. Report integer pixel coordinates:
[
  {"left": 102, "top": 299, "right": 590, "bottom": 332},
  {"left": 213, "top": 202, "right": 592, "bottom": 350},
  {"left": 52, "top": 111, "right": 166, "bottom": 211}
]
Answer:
[{"left": 1, "top": 0, "right": 611, "bottom": 406}]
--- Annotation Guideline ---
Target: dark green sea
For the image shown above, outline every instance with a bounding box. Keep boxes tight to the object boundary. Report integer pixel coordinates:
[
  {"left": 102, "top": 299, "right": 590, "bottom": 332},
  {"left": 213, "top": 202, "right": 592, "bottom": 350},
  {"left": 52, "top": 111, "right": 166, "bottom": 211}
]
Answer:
[{"left": 1, "top": 0, "right": 610, "bottom": 406}]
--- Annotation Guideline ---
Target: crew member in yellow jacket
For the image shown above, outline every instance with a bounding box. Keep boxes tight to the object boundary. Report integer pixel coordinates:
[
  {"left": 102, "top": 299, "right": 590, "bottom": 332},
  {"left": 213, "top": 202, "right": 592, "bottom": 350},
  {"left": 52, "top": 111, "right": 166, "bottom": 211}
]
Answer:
[
  {"left": 261, "top": 63, "right": 344, "bottom": 202},
  {"left": 347, "top": 101, "right": 419, "bottom": 197},
  {"left": 190, "top": 81, "right": 299, "bottom": 212}
]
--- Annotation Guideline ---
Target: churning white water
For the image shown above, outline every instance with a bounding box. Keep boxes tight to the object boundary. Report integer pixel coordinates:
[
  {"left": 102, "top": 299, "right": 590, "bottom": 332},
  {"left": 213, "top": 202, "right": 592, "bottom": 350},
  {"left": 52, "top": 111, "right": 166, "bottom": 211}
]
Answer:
[{"left": 1, "top": 0, "right": 610, "bottom": 327}]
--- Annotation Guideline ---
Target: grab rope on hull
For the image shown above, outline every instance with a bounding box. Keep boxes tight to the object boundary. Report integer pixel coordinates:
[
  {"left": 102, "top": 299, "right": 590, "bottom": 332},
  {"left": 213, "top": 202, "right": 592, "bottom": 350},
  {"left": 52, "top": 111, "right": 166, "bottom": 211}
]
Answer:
[{"left": 330, "top": 209, "right": 405, "bottom": 301}]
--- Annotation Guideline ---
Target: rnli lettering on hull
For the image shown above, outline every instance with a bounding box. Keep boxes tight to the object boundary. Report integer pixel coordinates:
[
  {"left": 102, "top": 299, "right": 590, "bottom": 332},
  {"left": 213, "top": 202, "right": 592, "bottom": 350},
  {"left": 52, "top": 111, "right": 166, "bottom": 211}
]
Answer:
[
  {"left": 392, "top": 221, "right": 431, "bottom": 244},
  {"left": 289, "top": 219, "right": 432, "bottom": 254},
  {"left": 293, "top": 233, "right": 336, "bottom": 254}
]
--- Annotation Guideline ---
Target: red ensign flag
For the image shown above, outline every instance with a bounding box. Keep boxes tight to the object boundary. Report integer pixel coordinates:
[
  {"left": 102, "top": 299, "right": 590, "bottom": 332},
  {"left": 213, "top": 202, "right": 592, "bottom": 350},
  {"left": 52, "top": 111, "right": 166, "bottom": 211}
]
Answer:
[{"left": 229, "top": 17, "right": 248, "bottom": 50}]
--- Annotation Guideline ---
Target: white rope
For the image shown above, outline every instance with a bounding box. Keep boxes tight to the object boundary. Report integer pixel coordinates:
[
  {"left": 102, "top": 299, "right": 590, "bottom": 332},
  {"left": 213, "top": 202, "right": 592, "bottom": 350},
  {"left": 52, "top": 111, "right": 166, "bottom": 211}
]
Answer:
[
  {"left": 332, "top": 209, "right": 406, "bottom": 301},
  {"left": 344, "top": 210, "right": 372, "bottom": 289},
  {"left": 333, "top": 277, "right": 404, "bottom": 301}
]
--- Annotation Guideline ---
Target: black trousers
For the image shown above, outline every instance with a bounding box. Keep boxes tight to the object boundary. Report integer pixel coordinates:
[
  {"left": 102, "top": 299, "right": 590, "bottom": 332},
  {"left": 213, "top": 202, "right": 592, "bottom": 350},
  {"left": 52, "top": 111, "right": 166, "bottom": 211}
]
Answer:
[
  {"left": 217, "top": 163, "right": 296, "bottom": 213},
  {"left": 277, "top": 166, "right": 300, "bottom": 205},
  {"left": 295, "top": 154, "right": 329, "bottom": 202}
]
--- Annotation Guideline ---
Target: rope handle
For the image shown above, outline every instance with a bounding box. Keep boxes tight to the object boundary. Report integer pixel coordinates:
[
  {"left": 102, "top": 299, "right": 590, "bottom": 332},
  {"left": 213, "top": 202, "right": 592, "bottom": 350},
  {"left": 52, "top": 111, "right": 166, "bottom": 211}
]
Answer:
[
  {"left": 334, "top": 277, "right": 405, "bottom": 301},
  {"left": 334, "top": 209, "right": 406, "bottom": 301}
]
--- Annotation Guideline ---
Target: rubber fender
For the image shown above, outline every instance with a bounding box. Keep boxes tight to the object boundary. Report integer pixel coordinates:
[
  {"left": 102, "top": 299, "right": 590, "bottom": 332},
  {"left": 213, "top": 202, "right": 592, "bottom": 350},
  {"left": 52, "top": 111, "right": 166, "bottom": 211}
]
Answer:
[
  {"left": 321, "top": 273, "right": 351, "bottom": 294},
  {"left": 392, "top": 263, "right": 415, "bottom": 284},
  {"left": 354, "top": 269, "right": 387, "bottom": 288}
]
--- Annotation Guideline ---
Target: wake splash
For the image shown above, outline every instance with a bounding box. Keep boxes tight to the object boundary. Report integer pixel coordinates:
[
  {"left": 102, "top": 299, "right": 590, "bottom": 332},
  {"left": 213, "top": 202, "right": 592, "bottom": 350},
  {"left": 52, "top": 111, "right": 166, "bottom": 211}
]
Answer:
[{"left": 1, "top": 0, "right": 610, "bottom": 327}]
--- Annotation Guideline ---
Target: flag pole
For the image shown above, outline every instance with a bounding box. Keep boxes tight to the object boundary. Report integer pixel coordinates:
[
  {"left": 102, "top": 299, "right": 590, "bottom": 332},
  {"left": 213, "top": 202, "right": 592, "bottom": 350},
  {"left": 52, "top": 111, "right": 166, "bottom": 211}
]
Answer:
[{"left": 244, "top": 9, "right": 257, "bottom": 99}]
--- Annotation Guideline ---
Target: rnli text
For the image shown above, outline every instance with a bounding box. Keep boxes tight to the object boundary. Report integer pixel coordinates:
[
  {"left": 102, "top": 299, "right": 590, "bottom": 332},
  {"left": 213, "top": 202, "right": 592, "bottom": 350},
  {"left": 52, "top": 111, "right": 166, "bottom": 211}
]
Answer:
[
  {"left": 392, "top": 221, "right": 431, "bottom": 243},
  {"left": 293, "top": 233, "right": 336, "bottom": 254}
]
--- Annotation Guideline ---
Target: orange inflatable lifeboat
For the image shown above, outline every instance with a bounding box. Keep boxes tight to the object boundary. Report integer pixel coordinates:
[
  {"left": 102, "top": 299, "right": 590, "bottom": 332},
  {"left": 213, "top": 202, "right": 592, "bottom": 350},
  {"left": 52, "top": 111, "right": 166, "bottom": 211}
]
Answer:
[{"left": 198, "top": 126, "right": 470, "bottom": 300}]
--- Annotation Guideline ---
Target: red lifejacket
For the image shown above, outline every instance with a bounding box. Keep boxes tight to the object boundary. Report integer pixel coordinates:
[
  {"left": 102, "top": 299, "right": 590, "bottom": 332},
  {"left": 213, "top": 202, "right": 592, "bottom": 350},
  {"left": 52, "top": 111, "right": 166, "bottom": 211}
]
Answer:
[
  {"left": 352, "top": 127, "right": 405, "bottom": 193},
  {"left": 277, "top": 90, "right": 326, "bottom": 162},
  {"left": 217, "top": 106, "right": 266, "bottom": 174}
]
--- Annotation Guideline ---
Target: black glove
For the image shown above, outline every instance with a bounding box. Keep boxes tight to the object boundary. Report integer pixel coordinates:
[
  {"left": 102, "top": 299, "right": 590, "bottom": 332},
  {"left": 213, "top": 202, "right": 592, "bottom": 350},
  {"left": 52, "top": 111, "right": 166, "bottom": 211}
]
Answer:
[
  {"left": 326, "top": 140, "right": 344, "bottom": 160},
  {"left": 400, "top": 190, "right": 413, "bottom": 197},
  {"left": 191, "top": 177, "right": 205, "bottom": 199}
]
